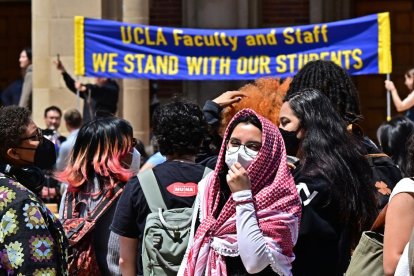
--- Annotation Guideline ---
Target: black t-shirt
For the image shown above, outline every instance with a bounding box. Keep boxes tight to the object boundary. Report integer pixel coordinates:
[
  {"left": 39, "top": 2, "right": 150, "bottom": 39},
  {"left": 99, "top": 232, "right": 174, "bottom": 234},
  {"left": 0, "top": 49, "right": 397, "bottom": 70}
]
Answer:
[
  {"left": 110, "top": 161, "right": 206, "bottom": 273},
  {"left": 292, "top": 169, "right": 350, "bottom": 276}
]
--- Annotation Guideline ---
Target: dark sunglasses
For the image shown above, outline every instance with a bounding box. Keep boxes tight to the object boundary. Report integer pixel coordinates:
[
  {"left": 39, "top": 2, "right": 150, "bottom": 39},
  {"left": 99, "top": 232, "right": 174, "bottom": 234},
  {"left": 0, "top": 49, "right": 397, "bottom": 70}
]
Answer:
[{"left": 20, "top": 128, "right": 43, "bottom": 144}]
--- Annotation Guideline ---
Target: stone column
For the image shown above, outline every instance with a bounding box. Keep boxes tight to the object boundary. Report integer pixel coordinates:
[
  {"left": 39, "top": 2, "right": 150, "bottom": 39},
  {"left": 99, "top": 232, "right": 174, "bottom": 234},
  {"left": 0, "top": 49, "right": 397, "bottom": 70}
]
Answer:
[
  {"left": 310, "top": 0, "right": 352, "bottom": 23},
  {"left": 32, "top": 0, "right": 52, "bottom": 128},
  {"left": 122, "top": 0, "right": 150, "bottom": 144},
  {"left": 32, "top": 0, "right": 102, "bottom": 132}
]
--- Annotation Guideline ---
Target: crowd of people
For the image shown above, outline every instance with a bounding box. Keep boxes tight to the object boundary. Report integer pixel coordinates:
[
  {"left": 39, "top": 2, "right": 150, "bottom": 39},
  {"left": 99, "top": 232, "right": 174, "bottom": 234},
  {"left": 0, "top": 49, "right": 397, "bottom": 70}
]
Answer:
[{"left": 0, "top": 58, "right": 414, "bottom": 276}]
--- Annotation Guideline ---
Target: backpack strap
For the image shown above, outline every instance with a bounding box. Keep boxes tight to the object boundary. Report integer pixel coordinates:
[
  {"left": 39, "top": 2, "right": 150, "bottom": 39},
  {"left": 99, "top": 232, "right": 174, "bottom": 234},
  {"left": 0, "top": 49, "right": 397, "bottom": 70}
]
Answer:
[
  {"left": 366, "top": 153, "right": 390, "bottom": 158},
  {"left": 138, "top": 169, "right": 167, "bottom": 213},
  {"left": 88, "top": 181, "right": 126, "bottom": 222},
  {"left": 64, "top": 192, "right": 76, "bottom": 219},
  {"left": 409, "top": 227, "right": 414, "bottom": 276},
  {"left": 370, "top": 204, "right": 388, "bottom": 232},
  {"left": 365, "top": 153, "right": 390, "bottom": 166}
]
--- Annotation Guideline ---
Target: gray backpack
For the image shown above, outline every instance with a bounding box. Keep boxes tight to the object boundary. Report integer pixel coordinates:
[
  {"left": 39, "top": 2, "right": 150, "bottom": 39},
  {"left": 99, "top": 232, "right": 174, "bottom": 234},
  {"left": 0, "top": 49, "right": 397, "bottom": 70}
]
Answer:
[{"left": 139, "top": 167, "right": 211, "bottom": 276}]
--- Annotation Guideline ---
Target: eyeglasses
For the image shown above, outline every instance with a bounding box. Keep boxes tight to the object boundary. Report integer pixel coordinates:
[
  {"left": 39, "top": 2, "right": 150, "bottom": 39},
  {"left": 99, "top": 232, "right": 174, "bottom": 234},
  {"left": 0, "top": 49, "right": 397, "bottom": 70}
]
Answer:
[
  {"left": 226, "top": 139, "right": 261, "bottom": 157},
  {"left": 20, "top": 128, "right": 43, "bottom": 144}
]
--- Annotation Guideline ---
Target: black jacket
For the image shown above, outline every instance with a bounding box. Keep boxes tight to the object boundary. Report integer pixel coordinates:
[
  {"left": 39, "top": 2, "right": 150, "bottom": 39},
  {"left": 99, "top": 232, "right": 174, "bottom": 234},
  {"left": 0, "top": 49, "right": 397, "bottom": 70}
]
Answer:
[{"left": 62, "top": 72, "right": 119, "bottom": 122}]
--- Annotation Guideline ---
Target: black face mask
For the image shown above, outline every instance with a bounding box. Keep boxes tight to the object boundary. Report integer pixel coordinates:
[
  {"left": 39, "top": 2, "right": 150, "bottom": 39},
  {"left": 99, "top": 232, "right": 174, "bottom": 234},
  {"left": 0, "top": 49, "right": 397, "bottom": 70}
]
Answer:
[
  {"left": 16, "top": 138, "right": 56, "bottom": 170},
  {"left": 279, "top": 128, "right": 301, "bottom": 157}
]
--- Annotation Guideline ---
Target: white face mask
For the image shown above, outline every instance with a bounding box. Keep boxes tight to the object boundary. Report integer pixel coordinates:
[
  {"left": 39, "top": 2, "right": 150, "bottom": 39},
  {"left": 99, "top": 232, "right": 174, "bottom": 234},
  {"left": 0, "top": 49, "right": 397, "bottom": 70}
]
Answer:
[
  {"left": 128, "top": 148, "right": 141, "bottom": 175},
  {"left": 225, "top": 147, "right": 258, "bottom": 169}
]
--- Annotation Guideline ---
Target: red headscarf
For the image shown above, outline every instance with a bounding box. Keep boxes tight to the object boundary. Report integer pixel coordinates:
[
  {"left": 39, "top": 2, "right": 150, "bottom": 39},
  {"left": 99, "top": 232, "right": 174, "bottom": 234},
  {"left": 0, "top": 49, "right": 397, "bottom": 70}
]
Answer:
[{"left": 185, "top": 109, "right": 301, "bottom": 275}]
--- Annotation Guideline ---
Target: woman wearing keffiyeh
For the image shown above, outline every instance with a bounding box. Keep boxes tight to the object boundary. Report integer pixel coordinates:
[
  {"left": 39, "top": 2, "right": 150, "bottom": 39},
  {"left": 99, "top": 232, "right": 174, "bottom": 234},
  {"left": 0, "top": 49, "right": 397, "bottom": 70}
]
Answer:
[{"left": 180, "top": 108, "right": 301, "bottom": 276}]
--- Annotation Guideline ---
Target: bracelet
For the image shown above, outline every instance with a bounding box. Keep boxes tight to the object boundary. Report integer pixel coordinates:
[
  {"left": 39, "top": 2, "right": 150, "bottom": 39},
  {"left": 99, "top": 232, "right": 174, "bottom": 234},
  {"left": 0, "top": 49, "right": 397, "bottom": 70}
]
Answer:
[{"left": 234, "top": 199, "right": 254, "bottom": 206}]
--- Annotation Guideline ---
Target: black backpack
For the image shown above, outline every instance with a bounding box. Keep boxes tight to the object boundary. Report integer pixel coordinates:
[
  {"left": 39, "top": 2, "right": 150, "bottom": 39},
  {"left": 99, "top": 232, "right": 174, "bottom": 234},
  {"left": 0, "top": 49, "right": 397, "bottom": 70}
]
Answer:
[{"left": 366, "top": 153, "right": 402, "bottom": 209}]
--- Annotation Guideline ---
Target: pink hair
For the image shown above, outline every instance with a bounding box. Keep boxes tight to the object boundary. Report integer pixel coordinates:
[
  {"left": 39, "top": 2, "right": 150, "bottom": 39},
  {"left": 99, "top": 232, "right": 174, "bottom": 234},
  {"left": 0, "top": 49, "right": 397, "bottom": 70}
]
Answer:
[{"left": 57, "top": 134, "right": 133, "bottom": 195}]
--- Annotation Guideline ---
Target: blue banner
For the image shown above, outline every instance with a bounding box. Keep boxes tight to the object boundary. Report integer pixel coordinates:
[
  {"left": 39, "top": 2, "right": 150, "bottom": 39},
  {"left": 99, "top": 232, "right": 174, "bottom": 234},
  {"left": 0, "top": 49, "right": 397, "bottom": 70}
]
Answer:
[{"left": 74, "top": 13, "right": 391, "bottom": 79}]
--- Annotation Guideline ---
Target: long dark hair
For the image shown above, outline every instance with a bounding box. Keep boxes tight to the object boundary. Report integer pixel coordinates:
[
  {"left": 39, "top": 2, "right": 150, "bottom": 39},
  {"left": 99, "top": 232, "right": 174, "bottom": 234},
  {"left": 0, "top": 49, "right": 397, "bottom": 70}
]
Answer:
[
  {"left": 377, "top": 116, "right": 414, "bottom": 177},
  {"left": 23, "top": 47, "right": 32, "bottom": 62},
  {"left": 405, "top": 67, "right": 414, "bottom": 79},
  {"left": 285, "top": 88, "right": 377, "bottom": 245},
  {"left": 404, "top": 131, "right": 414, "bottom": 177},
  {"left": 288, "top": 60, "right": 362, "bottom": 125}
]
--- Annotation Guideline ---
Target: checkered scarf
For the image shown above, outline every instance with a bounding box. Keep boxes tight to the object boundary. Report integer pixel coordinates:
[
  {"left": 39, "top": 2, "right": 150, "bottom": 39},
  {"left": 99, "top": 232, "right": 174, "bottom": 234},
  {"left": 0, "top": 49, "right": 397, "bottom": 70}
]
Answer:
[{"left": 185, "top": 109, "right": 301, "bottom": 275}]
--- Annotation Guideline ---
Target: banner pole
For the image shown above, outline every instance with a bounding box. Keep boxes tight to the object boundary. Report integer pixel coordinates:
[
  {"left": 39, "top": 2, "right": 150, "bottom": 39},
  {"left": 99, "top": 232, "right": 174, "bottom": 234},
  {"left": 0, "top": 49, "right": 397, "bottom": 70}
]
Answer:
[
  {"left": 74, "top": 16, "right": 84, "bottom": 113},
  {"left": 76, "top": 77, "right": 80, "bottom": 112},
  {"left": 387, "top": 74, "right": 391, "bottom": 121}
]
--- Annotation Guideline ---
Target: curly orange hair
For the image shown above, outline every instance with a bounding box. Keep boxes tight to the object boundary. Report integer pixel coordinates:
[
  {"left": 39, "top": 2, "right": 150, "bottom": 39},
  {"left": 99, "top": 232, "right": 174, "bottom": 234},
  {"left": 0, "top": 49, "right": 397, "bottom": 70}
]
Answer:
[{"left": 220, "top": 77, "right": 291, "bottom": 135}]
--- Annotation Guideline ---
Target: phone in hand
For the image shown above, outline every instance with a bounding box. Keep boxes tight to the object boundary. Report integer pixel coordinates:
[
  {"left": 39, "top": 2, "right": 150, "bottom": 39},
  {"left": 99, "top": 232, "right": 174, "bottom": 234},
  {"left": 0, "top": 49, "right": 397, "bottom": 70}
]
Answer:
[{"left": 57, "top": 53, "right": 60, "bottom": 62}]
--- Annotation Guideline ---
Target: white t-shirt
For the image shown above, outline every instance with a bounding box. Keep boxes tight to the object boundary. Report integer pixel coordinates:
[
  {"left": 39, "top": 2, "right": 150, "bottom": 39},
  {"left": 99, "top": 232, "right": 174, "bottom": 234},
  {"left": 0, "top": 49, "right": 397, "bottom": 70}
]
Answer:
[{"left": 389, "top": 178, "right": 414, "bottom": 276}]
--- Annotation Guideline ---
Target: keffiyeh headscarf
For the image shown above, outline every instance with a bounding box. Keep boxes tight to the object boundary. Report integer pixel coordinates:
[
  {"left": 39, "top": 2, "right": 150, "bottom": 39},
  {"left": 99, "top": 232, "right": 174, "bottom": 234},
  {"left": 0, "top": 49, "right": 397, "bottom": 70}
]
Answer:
[{"left": 185, "top": 109, "right": 301, "bottom": 275}]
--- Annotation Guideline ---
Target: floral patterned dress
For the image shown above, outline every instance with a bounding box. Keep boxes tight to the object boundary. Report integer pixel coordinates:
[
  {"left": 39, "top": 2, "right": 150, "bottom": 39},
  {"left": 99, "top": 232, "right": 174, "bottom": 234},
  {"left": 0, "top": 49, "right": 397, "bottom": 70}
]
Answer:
[{"left": 0, "top": 176, "right": 68, "bottom": 275}]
